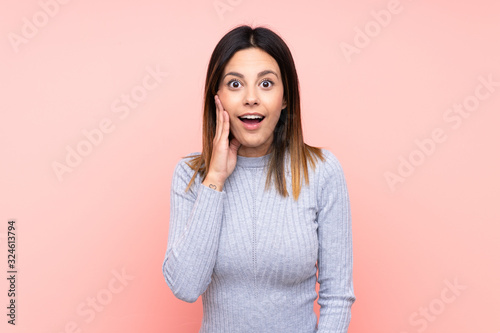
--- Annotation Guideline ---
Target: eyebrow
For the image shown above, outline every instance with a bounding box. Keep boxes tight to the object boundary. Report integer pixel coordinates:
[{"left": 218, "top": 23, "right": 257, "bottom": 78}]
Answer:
[{"left": 222, "top": 70, "right": 279, "bottom": 80}]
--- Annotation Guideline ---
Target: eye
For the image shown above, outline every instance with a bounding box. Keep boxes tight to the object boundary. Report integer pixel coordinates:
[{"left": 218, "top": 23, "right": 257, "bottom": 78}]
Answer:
[
  {"left": 227, "top": 79, "right": 242, "bottom": 89},
  {"left": 226, "top": 78, "right": 275, "bottom": 89},
  {"left": 260, "top": 79, "right": 274, "bottom": 89}
]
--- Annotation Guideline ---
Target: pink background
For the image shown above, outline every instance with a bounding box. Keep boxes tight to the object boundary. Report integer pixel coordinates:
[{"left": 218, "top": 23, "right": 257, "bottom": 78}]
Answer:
[{"left": 1, "top": 0, "right": 499, "bottom": 332}]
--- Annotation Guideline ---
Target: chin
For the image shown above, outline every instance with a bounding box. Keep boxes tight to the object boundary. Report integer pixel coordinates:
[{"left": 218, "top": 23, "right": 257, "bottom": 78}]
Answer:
[{"left": 241, "top": 138, "right": 262, "bottom": 146}]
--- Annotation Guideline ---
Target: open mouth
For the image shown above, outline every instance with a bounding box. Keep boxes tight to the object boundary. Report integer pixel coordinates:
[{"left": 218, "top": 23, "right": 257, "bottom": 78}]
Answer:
[{"left": 238, "top": 116, "right": 265, "bottom": 124}]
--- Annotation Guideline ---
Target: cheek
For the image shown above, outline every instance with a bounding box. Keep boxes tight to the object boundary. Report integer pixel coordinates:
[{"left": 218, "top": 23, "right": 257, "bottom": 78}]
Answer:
[
  {"left": 265, "top": 96, "right": 285, "bottom": 119},
  {"left": 267, "top": 113, "right": 282, "bottom": 129},
  {"left": 217, "top": 91, "right": 237, "bottom": 112},
  {"left": 264, "top": 89, "right": 284, "bottom": 106}
]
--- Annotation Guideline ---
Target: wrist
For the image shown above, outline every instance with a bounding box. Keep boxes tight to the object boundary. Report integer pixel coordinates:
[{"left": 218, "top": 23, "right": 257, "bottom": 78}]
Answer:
[{"left": 202, "top": 174, "right": 225, "bottom": 192}]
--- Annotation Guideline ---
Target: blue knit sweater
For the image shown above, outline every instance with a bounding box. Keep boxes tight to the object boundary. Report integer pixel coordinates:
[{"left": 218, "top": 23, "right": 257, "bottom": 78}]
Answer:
[{"left": 162, "top": 148, "right": 355, "bottom": 332}]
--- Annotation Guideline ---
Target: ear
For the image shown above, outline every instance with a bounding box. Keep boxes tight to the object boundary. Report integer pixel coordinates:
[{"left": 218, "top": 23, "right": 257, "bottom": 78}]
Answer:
[{"left": 281, "top": 98, "right": 287, "bottom": 110}]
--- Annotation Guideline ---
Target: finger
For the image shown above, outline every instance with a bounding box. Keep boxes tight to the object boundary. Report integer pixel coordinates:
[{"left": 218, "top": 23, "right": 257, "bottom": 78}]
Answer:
[
  {"left": 223, "top": 110, "right": 230, "bottom": 142},
  {"left": 214, "top": 95, "right": 221, "bottom": 141},
  {"left": 215, "top": 95, "right": 224, "bottom": 141}
]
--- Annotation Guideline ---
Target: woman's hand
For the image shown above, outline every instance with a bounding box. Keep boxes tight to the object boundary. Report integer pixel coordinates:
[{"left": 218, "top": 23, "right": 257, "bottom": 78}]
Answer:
[{"left": 202, "top": 95, "right": 241, "bottom": 191}]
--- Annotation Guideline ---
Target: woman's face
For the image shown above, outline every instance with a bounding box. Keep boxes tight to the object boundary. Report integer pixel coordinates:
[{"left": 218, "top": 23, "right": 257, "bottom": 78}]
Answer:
[{"left": 217, "top": 47, "right": 286, "bottom": 157}]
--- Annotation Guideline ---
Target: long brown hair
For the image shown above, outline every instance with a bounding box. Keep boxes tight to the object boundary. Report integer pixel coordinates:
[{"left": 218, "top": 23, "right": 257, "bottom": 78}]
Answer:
[{"left": 183, "top": 24, "right": 325, "bottom": 201}]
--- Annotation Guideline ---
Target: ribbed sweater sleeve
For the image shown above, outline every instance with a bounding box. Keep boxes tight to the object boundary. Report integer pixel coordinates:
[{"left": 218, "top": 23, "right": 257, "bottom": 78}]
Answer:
[
  {"left": 162, "top": 157, "right": 225, "bottom": 303},
  {"left": 316, "top": 152, "right": 356, "bottom": 332}
]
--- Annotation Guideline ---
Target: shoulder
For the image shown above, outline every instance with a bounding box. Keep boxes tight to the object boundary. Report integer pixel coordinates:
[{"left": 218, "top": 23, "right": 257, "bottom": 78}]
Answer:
[
  {"left": 174, "top": 152, "right": 200, "bottom": 170},
  {"left": 172, "top": 152, "right": 202, "bottom": 183},
  {"left": 317, "top": 148, "right": 347, "bottom": 187},
  {"left": 313, "top": 149, "right": 350, "bottom": 208}
]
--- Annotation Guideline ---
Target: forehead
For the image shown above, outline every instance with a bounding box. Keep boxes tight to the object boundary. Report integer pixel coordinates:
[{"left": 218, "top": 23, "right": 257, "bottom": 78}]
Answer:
[{"left": 223, "top": 48, "right": 280, "bottom": 77}]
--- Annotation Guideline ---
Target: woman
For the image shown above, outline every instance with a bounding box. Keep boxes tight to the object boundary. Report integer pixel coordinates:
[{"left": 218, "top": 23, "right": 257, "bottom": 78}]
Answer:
[{"left": 162, "top": 24, "right": 355, "bottom": 332}]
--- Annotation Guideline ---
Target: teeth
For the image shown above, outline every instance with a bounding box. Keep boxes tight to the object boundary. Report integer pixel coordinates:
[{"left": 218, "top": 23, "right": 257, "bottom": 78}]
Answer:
[{"left": 240, "top": 115, "right": 263, "bottom": 119}]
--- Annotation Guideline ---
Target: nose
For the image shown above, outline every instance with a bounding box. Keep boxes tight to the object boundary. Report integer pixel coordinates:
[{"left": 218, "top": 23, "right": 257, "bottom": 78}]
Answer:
[{"left": 244, "top": 86, "right": 259, "bottom": 106}]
